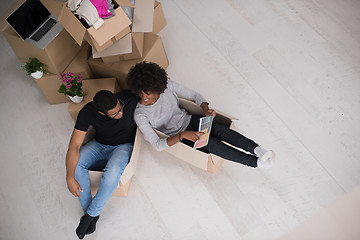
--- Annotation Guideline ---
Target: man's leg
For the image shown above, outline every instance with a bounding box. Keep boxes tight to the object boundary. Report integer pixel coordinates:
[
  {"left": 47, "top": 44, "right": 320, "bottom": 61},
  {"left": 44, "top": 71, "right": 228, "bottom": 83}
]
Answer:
[
  {"left": 86, "top": 142, "right": 134, "bottom": 217},
  {"left": 75, "top": 140, "right": 107, "bottom": 213}
]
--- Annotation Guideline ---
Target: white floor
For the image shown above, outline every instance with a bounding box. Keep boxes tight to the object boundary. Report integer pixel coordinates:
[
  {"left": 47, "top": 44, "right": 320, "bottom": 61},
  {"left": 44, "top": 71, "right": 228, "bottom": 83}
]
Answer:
[{"left": 1, "top": 0, "right": 360, "bottom": 239}]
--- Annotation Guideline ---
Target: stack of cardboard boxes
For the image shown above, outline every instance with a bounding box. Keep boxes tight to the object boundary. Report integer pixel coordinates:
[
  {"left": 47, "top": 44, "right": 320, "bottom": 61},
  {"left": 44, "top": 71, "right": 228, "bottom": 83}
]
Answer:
[
  {"left": 1, "top": 0, "right": 168, "bottom": 196},
  {"left": 1, "top": 0, "right": 168, "bottom": 105}
]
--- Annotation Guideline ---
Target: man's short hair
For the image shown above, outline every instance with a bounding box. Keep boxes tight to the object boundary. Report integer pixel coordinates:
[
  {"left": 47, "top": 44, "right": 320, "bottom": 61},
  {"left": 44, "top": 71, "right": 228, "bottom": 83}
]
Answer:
[
  {"left": 126, "top": 61, "right": 168, "bottom": 96},
  {"left": 93, "top": 90, "right": 117, "bottom": 114}
]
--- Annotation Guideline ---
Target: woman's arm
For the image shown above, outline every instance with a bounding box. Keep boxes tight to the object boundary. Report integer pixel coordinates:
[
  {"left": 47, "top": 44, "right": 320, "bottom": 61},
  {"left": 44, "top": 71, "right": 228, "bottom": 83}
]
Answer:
[
  {"left": 200, "top": 102, "right": 216, "bottom": 117},
  {"left": 168, "top": 80, "right": 207, "bottom": 106},
  {"left": 166, "top": 131, "right": 204, "bottom": 146},
  {"left": 134, "top": 113, "right": 170, "bottom": 151}
]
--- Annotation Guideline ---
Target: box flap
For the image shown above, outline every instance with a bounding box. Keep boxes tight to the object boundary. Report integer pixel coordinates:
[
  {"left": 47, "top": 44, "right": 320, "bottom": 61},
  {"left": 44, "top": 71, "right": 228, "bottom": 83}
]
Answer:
[
  {"left": 117, "top": 0, "right": 135, "bottom": 8},
  {"left": 132, "top": 0, "right": 155, "bottom": 32},
  {"left": 92, "top": 33, "right": 132, "bottom": 58},
  {"left": 58, "top": 3, "right": 86, "bottom": 46},
  {"left": 41, "top": 0, "right": 63, "bottom": 16},
  {"left": 87, "top": 7, "right": 131, "bottom": 47},
  {"left": 153, "top": 1, "right": 166, "bottom": 34}
]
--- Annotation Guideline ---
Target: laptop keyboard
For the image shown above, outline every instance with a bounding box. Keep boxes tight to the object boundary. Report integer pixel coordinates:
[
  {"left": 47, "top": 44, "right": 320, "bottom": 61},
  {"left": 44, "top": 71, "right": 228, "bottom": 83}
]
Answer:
[{"left": 30, "top": 18, "right": 58, "bottom": 42}]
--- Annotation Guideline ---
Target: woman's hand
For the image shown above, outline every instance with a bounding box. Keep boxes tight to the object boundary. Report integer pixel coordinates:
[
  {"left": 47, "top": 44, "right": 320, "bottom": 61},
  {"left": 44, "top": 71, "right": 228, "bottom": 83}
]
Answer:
[
  {"left": 200, "top": 102, "right": 216, "bottom": 117},
  {"left": 181, "top": 131, "right": 204, "bottom": 142},
  {"left": 204, "top": 108, "right": 216, "bottom": 117}
]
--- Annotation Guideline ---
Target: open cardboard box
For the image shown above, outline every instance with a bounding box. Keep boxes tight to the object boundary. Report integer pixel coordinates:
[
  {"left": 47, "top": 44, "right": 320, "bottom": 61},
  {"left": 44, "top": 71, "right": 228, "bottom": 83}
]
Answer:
[
  {"left": 49, "top": 0, "right": 132, "bottom": 53},
  {"left": 88, "top": 128, "right": 143, "bottom": 196},
  {"left": 90, "top": 0, "right": 166, "bottom": 62},
  {"left": 88, "top": 33, "right": 169, "bottom": 89},
  {"left": 154, "top": 98, "right": 238, "bottom": 174},
  {"left": 67, "top": 78, "right": 120, "bottom": 121}
]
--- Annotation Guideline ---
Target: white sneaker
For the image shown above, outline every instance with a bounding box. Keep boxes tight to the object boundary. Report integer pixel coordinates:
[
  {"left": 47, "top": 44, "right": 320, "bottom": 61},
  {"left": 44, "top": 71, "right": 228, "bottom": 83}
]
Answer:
[{"left": 257, "top": 150, "right": 275, "bottom": 169}]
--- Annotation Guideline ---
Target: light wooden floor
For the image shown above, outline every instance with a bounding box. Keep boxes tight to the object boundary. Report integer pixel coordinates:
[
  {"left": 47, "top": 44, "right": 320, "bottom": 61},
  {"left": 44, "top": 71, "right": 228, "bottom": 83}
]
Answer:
[{"left": 1, "top": 0, "right": 360, "bottom": 239}]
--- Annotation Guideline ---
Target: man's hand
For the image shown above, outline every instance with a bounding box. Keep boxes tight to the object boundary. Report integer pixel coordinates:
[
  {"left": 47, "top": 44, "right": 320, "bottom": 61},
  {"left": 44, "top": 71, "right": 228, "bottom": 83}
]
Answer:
[
  {"left": 66, "top": 177, "right": 83, "bottom": 198},
  {"left": 181, "top": 131, "right": 204, "bottom": 142}
]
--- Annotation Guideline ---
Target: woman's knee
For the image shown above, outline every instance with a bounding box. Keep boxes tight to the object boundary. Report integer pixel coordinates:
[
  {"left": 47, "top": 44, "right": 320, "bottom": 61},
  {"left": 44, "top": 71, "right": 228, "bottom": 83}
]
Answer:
[{"left": 202, "top": 137, "right": 222, "bottom": 153}]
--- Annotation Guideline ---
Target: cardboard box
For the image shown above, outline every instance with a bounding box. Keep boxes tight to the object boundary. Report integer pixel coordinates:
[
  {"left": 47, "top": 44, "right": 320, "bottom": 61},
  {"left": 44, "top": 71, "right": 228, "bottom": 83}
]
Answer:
[
  {"left": 35, "top": 73, "right": 71, "bottom": 105},
  {"left": 154, "top": 98, "right": 239, "bottom": 173},
  {"left": 93, "top": 1, "right": 166, "bottom": 63},
  {"left": 64, "top": 42, "right": 94, "bottom": 80},
  {"left": 68, "top": 78, "right": 120, "bottom": 121},
  {"left": 2, "top": 25, "right": 81, "bottom": 75},
  {"left": 55, "top": 1, "right": 132, "bottom": 52},
  {"left": 88, "top": 33, "right": 169, "bottom": 89},
  {"left": 34, "top": 43, "right": 95, "bottom": 105},
  {"left": 89, "top": 128, "right": 143, "bottom": 197}
]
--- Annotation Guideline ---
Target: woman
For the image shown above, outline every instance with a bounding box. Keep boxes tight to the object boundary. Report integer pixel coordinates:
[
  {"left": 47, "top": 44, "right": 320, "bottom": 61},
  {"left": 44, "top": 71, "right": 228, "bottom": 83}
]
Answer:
[{"left": 126, "top": 62, "right": 274, "bottom": 168}]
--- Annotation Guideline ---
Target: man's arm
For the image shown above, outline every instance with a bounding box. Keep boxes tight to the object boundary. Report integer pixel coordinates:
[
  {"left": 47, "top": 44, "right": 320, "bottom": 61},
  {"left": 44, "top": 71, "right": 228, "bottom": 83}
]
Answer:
[{"left": 66, "top": 129, "right": 87, "bottom": 198}]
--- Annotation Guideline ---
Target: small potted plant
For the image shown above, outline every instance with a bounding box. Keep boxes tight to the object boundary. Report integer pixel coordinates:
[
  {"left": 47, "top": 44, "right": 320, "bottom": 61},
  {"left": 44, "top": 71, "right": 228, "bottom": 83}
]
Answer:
[
  {"left": 58, "top": 72, "right": 84, "bottom": 103},
  {"left": 21, "top": 57, "right": 48, "bottom": 79}
]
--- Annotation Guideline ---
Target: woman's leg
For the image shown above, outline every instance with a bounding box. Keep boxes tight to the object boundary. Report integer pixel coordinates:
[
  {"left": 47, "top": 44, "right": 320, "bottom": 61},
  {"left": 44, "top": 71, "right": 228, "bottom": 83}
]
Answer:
[
  {"left": 210, "top": 121, "right": 259, "bottom": 154},
  {"left": 182, "top": 115, "right": 258, "bottom": 167}
]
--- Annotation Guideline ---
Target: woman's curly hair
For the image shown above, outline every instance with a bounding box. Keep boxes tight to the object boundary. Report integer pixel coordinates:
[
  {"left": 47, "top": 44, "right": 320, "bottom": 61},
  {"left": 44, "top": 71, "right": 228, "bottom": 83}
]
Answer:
[{"left": 126, "top": 61, "right": 168, "bottom": 96}]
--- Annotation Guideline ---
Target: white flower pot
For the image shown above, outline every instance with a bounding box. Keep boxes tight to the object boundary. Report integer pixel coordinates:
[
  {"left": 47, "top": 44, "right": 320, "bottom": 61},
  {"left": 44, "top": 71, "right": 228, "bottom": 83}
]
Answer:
[
  {"left": 68, "top": 95, "right": 83, "bottom": 103},
  {"left": 30, "top": 70, "right": 43, "bottom": 79}
]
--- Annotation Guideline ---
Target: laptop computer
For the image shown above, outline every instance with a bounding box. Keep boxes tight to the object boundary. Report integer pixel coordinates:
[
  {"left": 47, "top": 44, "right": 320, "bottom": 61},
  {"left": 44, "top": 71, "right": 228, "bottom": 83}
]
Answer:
[{"left": 6, "top": 0, "right": 64, "bottom": 50}]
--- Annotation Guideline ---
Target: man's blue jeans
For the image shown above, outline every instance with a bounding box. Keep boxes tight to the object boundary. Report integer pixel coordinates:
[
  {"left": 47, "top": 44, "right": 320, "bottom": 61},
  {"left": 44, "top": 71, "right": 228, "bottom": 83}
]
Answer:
[{"left": 75, "top": 140, "right": 133, "bottom": 217}]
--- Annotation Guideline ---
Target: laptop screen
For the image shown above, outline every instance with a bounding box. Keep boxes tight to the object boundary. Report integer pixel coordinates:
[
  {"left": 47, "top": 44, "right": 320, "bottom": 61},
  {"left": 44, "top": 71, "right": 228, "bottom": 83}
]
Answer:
[{"left": 6, "top": 0, "right": 51, "bottom": 40}]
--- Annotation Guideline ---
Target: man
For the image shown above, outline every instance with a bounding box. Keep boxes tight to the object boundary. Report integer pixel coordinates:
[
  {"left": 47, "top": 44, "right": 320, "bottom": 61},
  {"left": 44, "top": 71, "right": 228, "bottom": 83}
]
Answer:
[{"left": 65, "top": 90, "right": 137, "bottom": 239}]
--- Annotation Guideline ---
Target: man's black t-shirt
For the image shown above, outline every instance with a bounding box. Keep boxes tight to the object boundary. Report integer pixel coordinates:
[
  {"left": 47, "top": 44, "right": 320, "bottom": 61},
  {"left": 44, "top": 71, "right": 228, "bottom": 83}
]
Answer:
[{"left": 75, "top": 90, "right": 137, "bottom": 146}]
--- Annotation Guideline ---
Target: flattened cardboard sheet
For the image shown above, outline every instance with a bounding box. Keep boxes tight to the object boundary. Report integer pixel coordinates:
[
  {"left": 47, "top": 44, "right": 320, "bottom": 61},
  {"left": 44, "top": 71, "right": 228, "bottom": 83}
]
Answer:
[
  {"left": 88, "top": 26, "right": 130, "bottom": 53},
  {"left": 100, "top": 32, "right": 144, "bottom": 62},
  {"left": 132, "top": 0, "right": 155, "bottom": 32},
  {"left": 92, "top": 33, "right": 132, "bottom": 58}
]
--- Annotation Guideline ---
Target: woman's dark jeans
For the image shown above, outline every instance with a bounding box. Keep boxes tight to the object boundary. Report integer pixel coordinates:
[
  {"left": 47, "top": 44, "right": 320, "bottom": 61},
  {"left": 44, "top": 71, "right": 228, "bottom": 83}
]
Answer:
[{"left": 181, "top": 115, "right": 258, "bottom": 168}]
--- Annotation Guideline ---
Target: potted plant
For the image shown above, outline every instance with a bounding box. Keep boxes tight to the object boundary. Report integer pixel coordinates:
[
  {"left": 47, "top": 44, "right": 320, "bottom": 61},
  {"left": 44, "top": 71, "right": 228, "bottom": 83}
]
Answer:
[
  {"left": 58, "top": 72, "right": 84, "bottom": 103},
  {"left": 21, "top": 57, "right": 48, "bottom": 79}
]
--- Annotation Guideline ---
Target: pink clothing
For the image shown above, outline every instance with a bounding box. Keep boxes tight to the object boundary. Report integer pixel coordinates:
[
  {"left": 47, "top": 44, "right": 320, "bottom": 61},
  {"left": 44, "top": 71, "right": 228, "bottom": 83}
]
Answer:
[{"left": 89, "top": 0, "right": 112, "bottom": 18}]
